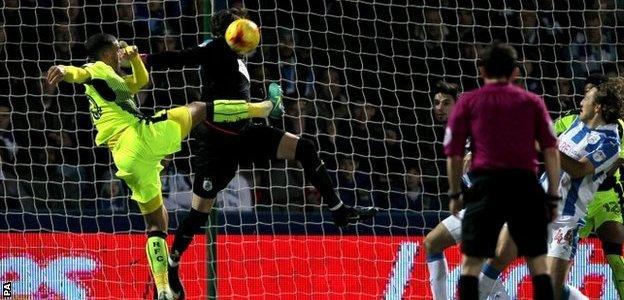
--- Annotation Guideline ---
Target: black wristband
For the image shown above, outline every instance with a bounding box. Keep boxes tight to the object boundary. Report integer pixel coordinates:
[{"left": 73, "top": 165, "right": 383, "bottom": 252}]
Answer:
[{"left": 448, "top": 191, "right": 462, "bottom": 199}]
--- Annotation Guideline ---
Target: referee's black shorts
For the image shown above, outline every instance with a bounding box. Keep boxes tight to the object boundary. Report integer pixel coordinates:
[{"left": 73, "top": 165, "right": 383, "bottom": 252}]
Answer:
[
  {"left": 461, "top": 169, "right": 549, "bottom": 258},
  {"left": 190, "top": 122, "right": 285, "bottom": 199}
]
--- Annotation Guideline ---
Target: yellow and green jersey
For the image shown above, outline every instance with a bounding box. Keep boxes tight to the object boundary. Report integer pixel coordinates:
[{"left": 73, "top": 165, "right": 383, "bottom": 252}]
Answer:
[{"left": 82, "top": 61, "right": 144, "bottom": 146}]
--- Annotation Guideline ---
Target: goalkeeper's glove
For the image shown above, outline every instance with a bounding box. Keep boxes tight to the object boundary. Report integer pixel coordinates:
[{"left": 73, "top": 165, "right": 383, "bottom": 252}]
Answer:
[{"left": 268, "top": 83, "right": 284, "bottom": 119}]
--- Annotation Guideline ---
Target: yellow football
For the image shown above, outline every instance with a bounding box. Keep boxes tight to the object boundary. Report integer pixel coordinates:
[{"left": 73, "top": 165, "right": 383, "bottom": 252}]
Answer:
[{"left": 225, "top": 18, "right": 260, "bottom": 55}]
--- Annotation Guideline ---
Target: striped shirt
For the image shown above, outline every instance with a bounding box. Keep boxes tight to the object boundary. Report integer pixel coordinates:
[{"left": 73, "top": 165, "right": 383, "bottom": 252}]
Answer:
[{"left": 549, "top": 116, "right": 620, "bottom": 217}]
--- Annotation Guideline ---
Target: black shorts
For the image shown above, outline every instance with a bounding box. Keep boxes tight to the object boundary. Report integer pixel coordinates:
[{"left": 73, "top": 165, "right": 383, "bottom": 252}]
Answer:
[
  {"left": 461, "top": 169, "right": 549, "bottom": 258},
  {"left": 190, "top": 122, "right": 285, "bottom": 199}
]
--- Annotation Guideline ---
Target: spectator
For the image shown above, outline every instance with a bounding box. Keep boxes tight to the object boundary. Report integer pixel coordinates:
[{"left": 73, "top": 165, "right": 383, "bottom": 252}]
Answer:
[
  {"left": 217, "top": 171, "right": 253, "bottom": 212},
  {"left": 389, "top": 166, "right": 435, "bottom": 211},
  {"left": 283, "top": 97, "right": 308, "bottom": 135},
  {"left": 162, "top": 158, "right": 193, "bottom": 212},
  {"left": 458, "top": 31, "right": 485, "bottom": 91},
  {"left": 53, "top": 22, "right": 74, "bottom": 61},
  {"left": 293, "top": 44, "right": 315, "bottom": 98},
  {"left": 0, "top": 104, "right": 25, "bottom": 210},
  {"left": 97, "top": 169, "right": 130, "bottom": 215},
  {"left": 277, "top": 30, "right": 297, "bottom": 96},
  {"left": 45, "top": 132, "right": 86, "bottom": 207},
  {"left": 545, "top": 77, "right": 576, "bottom": 115},
  {"left": 313, "top": 68, "right": 348, "bottom": 120},
  {"left": 0, "top": 104, "right": 18, "bottom": 165},
  {"left": 568, "top": 12, "right": 617, "bottom": 85},
  {"left": 405, "top": 167, "right": 426, "bottom": 209},
  {"left": 135, "top": 0, "right": 181, "bottom": 39},
  {"left": 332, "top": 156, "right": 370, "bottom": 207},
  {"left": 410, "top": 8, "right": 459, "bottom": 86}
]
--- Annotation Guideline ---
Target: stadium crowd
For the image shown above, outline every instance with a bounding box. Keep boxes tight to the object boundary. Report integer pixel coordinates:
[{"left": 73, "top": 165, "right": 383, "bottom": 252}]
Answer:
[{"left": 0, "top": 0, "right": 622, "bottom": 215}]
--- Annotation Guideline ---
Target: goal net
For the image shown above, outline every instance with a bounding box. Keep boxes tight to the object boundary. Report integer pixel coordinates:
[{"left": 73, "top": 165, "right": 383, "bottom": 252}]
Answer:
[{"left": 0, "top": 0, "right": 621, "bottom": 299}]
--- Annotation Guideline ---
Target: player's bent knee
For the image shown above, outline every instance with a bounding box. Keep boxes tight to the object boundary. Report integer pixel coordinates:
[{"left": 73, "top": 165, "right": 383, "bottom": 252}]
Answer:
[
  {"left": 424, "top": 227, "right": 449, "bottom": 254},
  {"left": 139, "top": 194, "right": 164, "bottom": 215},
  {"left": 188, "top": 101, "right": 207, "bottom": 127},
  {"left": 276, "top": 132, "right": 299, "bottom": 160},
  {"left": 423, "top": 238, "right": 446, "bottom": 255},
  {"left": 141, "top": 198, "right": 168, "bottom": 232},
  {"left": 167, "top": 106, "right": 193, "bottom": 138}
]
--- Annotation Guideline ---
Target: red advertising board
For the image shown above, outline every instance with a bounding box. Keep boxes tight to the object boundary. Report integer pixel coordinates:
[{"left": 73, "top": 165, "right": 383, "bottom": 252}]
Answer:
[
  {"left": 217, "top": 235, "right": 616, "bottom": 299},
  {"left": 0, "top": 233, "right": 207, "bottom": 299},
  {"left": 0, "top": 233, "right": 617, "bottom": 299}
]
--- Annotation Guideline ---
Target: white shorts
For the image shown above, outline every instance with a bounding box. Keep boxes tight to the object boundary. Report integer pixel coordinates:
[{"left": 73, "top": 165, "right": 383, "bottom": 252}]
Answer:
[
  {"left": 441, "top": 209, "right": 465, "bottom": 243},
  {"left": 547, "top": 215, "right": 585, "bottom": 260}
]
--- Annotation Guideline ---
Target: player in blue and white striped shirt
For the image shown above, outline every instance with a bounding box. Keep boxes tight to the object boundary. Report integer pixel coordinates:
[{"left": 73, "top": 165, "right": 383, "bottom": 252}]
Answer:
[
  {"left": 480, "top": 77, "right": 624, "bottom": 300},
  {"left": 545, "top": 97, "right": 621, "bottom": 299},
  {"left": 551, "top": 115, "right": 620, "bottom": 223}
]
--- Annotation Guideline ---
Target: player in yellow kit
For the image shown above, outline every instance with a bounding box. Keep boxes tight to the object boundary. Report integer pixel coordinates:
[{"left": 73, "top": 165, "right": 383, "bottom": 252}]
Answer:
[{"left": 45, "top": 33, "right": 282, "bottom": 300}]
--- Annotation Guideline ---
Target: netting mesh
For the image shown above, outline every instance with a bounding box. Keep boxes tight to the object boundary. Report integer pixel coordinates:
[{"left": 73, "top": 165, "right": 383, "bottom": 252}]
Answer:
[{"left": 0, "top": 0, "right": 622, "bottom": 299}]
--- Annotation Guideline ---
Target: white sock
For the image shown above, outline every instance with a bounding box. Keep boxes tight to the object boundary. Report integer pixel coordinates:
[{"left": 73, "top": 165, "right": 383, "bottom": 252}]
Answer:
[
  {"left": 490, "top": 278, "right": 511, "bottom": 300},
  {"left": 566, "top": 284, "right": 588, "bottom": 300},
  {"left": 479, "top": 263, "right": 502, "bottom": 300},
  {"left": 426, "top": 253, "right": 448, "bottom": 300},
  {"left": 478, "top": 273, "right": 497, "bottom": 300}
]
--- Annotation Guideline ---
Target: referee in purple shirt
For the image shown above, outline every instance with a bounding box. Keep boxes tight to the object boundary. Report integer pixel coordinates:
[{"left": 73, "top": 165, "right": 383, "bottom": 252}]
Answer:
[{"left": 443, "top": 42, "right": 561, "bottom": 300}]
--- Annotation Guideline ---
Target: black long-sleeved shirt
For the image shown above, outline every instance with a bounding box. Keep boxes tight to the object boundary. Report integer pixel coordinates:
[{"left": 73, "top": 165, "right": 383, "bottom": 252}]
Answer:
[{"left": 145, "top": 37, "right": 251, "bottom": 131}]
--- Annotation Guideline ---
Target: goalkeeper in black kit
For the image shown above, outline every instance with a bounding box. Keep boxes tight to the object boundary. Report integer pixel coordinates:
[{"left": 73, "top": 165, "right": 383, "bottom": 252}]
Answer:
[{"left": 143, "top": 7, "right": 377, "bottom": 299}]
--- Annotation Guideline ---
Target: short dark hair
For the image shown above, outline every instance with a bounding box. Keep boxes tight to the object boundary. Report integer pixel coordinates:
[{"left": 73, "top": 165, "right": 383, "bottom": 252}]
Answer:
[
  {"left": 595, "top": 77, "right": 624, "bottom": 124},
  {"left": 85, "top": 33, "right": 117, "bottom": 60},
  {"left": 211, "top": 7, "right": 249, "bottom": 38},
  {"left": 585, "top": 73, "right": 608, "bottom": 88},
  {"left": 434, "top": 81, "right": 459, "bottom": 100},
  {"left": 480, "top": 42, "right": 518, "bottom": 78}
]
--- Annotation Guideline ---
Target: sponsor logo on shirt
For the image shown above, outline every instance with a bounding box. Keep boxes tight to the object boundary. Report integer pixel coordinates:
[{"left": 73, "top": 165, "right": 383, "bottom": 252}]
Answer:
[
  {"left": 592, "top": 150, "right": 606, "bottom": 162},
  {"left": 587, "top": 132, "right": 600, "bottom": 144},
  {"left": 558, "top": 140, "right": 579, "bottom": 159}
]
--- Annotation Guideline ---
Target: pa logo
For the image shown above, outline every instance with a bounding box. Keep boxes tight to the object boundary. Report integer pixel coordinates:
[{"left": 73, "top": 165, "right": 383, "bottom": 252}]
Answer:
[
  {"left": 0, "top": 255, "right": 98, "bottom": 300},
  {"left": 2, "top": 282, "right": 10, "bottom": 298}
]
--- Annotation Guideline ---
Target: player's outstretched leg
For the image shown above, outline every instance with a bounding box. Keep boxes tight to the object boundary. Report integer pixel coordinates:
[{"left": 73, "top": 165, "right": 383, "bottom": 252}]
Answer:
[
  {"left": 424, "top": 212, "right": 463, "bottom": 299},
  {"left": 280, "top": 134, "right": 377, "bottom": 226}
]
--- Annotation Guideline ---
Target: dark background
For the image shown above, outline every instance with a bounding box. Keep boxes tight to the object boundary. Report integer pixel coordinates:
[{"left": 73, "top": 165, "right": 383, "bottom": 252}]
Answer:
[{"left": 0, "top": 0, "right": 622, "bottom": 229}]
